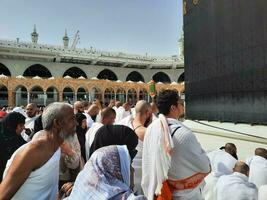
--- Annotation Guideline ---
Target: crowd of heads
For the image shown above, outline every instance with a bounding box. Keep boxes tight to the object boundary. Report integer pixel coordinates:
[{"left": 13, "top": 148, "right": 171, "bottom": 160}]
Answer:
[{"left": 1, "top": 88, "right": 266, "bottom": 199}]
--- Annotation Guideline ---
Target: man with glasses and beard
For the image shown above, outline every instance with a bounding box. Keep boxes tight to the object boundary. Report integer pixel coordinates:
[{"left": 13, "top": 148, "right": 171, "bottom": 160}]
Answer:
[
  {"left": 0, "top": 102, "right": 76, "bottom": 200},
  {"left": 117, "top": 100, "right": 152, "bottom": 194},
  {"left": 142, "top": 90, "right": 210, "bottom": 200}
]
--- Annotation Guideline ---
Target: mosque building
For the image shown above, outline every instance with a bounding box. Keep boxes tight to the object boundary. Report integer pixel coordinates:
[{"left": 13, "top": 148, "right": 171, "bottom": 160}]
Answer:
[{"left": 0, "top": 26, "right": 184, "bottom": 107}]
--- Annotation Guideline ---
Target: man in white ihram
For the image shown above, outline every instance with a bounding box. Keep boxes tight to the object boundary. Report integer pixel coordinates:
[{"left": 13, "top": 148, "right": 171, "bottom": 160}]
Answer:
[
  {"left": 0, "top": 102, "right": 76, "bottom": 200},
  {"left": 142, "top": 90, "right": 210, "bottom": 200},
  {"left": 215, "top": 161, "right": 258, "bottom": 200},
  {"left": 118, "top": 100, "right": 152, "bottom": 194},
  {"left": 202, "top": 143, "right": 238, "bottom": 200},
  {"left": 246, "top": 148, "right": 267, "bottom": 189}
]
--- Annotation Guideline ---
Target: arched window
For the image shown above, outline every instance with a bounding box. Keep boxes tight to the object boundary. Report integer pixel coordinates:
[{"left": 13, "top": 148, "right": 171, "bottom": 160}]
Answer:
[
  {"left": 63, "top": 67, "right": 87, "bottom": 79},
  {"left": 152, "top": 72, "right": 171, "bottom": 83},
  {"left": 0, "top": 85, "right": 8, "bottom": 107},
  {"left": 127, "top": 88, "right": 137, "bottom": 106},
  {"left": 89, "top": 87, "right": 102, "bottom": 102},
  {"left": 0, "top": 63, "right": 11, "bottom": 76},
  {"left": 63, "top": 87, "right": 74, "bottom": 104},
  {"left": 104, "top": 88, "right": 115, "bottom": 106},
  {"left": 77, "top": 87, "right": 87, "bottom": 101},
  {"left": 14, "top": 85, "right": 28, "bottom": 106},
  {"left": 116, "top": 88, "right": 126, "bottom": 103},
  {"left": 178, "top": 72, "right": 185, "bottom": 83},
  {"left": 30, "top": 86, "right": 44, "bottom": 106},
  {"left": 46, "top": 87, "right": 59, "bottom": 105},
  {"left": 126, "top": 71, "right": 144, "bottom": 82},
  {"left": 23, "top": 64, "right": 52, "bottom": 78},
  {"left": 139, "top": 89, "right": 148, "bottom": 101},
  {"left": 97, "top": 69, "right": 118, "bottom": 81}
]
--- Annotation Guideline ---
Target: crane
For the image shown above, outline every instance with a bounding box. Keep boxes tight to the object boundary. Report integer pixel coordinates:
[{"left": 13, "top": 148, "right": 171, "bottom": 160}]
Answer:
[{"left": 70, "top": 30, "right": 80, "bottom": 50}]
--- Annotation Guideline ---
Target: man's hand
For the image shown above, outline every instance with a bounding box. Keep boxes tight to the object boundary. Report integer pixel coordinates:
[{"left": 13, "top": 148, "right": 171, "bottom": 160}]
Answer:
[
  {"left": 59, "top": 182, "right": 74, "bottom": 198},
  {"left": 60, "top": 142, "right": 75, "bottom": 157}
]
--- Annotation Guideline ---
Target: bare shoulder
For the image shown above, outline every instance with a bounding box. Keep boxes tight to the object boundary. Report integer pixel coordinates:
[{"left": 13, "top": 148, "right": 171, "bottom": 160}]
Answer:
[
  {"left": 136, "top": 126, "right": 147, "bottom": 141},
  {"left": 13, "top": 137, "right": 54, "bottom": 170}
]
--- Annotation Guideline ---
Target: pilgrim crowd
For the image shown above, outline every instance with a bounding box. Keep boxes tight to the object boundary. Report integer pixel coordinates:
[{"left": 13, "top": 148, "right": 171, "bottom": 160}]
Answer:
[{"left": 0, "top": 89, "right": 266, "bottom": 200}]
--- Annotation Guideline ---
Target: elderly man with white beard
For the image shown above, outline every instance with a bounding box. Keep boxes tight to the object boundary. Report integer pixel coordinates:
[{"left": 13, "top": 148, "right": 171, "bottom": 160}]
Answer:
[{"left": 0, "top": 102, "right": 76, "bottom": 200}]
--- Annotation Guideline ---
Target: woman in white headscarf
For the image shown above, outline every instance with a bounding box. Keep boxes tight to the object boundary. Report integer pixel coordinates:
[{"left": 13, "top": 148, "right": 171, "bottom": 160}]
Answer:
[{"left": 67, "top": 145, "right": 146, "bottom": 200}]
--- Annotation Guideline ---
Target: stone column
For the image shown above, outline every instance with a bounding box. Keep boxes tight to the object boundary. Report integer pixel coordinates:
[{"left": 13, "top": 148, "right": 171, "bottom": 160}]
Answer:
[
  {"left": 27, "top": 92, "right": 30, "bottom": 104},
  {"left": 59, "top": 91, "right": 63, "bottom": 102},
  {"left": 126, "top": 92, "right": 128, "bottom": 103},
  {"left": 74, "top": 92, "right": 77, "bottom": 102},
  {"left": 102, "top": 93, "right": 105, "bottom": 102},
  {"left": 8, "top": 89, "right": 14, "bottom": 107},
  {"left": 44, "top": 92, "right": 47, "bottom": 106},
  {"left": 88, "top": 92, "right": 91, "bottom": 102}
]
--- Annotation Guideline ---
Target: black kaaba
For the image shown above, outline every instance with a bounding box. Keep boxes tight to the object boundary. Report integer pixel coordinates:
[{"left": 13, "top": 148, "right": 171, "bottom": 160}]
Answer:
[{"left": 184, "top": 0, "right": 267, "bottom": 124}]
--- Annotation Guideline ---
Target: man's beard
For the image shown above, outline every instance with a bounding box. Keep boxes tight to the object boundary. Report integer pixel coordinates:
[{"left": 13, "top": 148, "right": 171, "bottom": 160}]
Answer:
[
  {"left": 59, "top": 128, "right": 76, "bottom": 141},
  {"left": 144, "top": 116, "right": 152, "bottom": 127}
]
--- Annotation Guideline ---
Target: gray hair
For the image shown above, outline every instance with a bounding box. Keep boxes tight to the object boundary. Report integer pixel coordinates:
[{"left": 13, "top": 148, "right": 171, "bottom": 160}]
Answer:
[{"left": 42, "top": 102, "right": 72, "bottom": 131}]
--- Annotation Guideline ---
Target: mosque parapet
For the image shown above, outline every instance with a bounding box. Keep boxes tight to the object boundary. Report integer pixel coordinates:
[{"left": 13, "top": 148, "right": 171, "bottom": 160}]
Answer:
[{"left": 0, "top": 39, "right": 183, "bottom": 69}]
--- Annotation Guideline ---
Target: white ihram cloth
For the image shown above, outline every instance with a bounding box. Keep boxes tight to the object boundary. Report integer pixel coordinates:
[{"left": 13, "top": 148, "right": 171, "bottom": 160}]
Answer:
[
  {"left": 117, "top": 115, "right": 144, "bottom": 194},
  {"left": 202, "top": 150, "right": 237, "bottom": 200},
  {"left": 115, "top": 106, "right": 131, "bottom": 123},
  {"left": 258, "top": 185, "right": 267, "bottom": 200},
  {"left": 84, "top": 113, "right": 94, "bottom": 129},
  {"left": 215, "top": 172, "right": 258, "bottom": 200},
  {"left": 85, "top": 122, "right": 103, "bottom": 161},
  {"left": 141, "top": 115, "right": 210, "bottom": 200},
  {"left": 4, "top": 143, "right": 60, "bottom": 200},
  {"left": 12, "top": 107, "right": 26, "bottom": 117},
  {"left": 117, "top": 115, "right": 134, "bottom": 128},
  {"left": 132, "top": 140, "right": 144, "bottom": 195},
  {"left": 246, "top": 155, "right": 267, "bottom": 188},
  {"left": 21, "top": 116, "right": 38, "bottom": 142}
]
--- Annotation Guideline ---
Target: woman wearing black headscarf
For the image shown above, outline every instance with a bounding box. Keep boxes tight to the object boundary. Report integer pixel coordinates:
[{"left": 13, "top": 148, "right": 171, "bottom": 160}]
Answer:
[
  {"left": 89, "top": 125, "right": 138, "bottom": 160},
  {"left": 0, "top": 112, "right": 26, "bottom": 181},
  {"left": 75, "top": 113, "right": 87, "bottom": 162}
]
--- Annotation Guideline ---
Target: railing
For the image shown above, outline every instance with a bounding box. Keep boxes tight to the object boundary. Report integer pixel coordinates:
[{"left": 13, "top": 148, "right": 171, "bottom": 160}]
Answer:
[{"left": 0, "top": 39, "right": 182, "bottom": 64}]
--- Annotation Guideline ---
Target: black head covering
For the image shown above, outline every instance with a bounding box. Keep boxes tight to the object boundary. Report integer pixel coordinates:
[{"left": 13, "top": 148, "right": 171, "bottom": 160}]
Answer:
[
  {"left": 33, "top": 114, "right": 43, "bottom": 135},
  {"left": 0, "top": 112, "right": 26, "bottom": 181},
  {"left": 75, "top": 113, "right": 87, "bottom": 127},
  {"left": 2, "top": 112, "right": 26, "bottom": 133},
  {"left": 75, "top": 113, "right": 87, "bottom": 162},
  {"left": 89, "top": 125, "right": 138, "bottom": 160}
]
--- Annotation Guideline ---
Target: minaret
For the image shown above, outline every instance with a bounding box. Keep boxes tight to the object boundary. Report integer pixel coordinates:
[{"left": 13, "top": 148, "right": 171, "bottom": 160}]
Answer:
[
  {"left": 178, "top": 30, "right": 184, "bottom": 60},
  {"left": 31, "top": 24, "right": 38, "bottom": 44},
  {"left": 63, "top": 29, "right": 69, "bottom": 48}
]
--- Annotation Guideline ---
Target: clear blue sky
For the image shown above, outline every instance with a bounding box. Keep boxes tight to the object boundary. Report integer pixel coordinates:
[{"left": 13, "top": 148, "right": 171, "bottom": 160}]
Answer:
[{"left": 0, "top": 0, "right": 183, "bottom": 56}]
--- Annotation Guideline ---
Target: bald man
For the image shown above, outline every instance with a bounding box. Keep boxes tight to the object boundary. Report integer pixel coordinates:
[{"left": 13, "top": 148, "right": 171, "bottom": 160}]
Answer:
[
  {"left": 117, "top": 100, "right": 152, "bottom": 194},
  {"left": 84, "top": 104, "right": 100, "bottom": 128},
  {"left": 85, "top": 107, "right": 116, "bottom": 161},
  {"left": 73, "top": 101, "right": 84, "bottom": 114},
  {"left": 20, "top": 103, "right": 38, "bottom": 142},
  {"left": 215, "top": 161, "right": 257, "bottom": 200},
  {"left": 246, "top": 148, "right": 267, "bottom": 188}
]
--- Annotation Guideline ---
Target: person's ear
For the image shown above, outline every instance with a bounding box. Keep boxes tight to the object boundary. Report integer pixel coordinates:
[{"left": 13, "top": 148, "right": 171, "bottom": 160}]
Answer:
[{"left": 54, "top": 119, "right": 62, "bottom": 129}]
